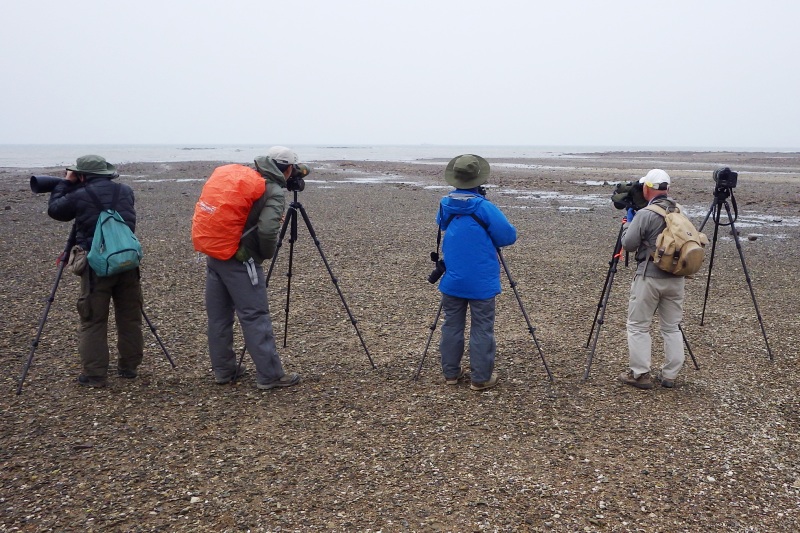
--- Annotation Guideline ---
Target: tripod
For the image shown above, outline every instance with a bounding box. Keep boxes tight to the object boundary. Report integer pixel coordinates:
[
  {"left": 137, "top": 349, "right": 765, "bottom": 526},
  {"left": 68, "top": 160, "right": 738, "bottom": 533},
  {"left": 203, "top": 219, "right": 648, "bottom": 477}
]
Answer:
[
  {"left": 257, "top": 188, "right": 375, "bottom": 369},
  {"left": 413, "top": 248, "right": 553, "bottom": 382},
  {"left": 17, "top": 224, "right": 175, "bottom": 395},
  {"left": 697, "top": 185, "right": 772, "bottom": 360},
  {"left": 583, "top": 217, "right": 699, "bottom": 380}
]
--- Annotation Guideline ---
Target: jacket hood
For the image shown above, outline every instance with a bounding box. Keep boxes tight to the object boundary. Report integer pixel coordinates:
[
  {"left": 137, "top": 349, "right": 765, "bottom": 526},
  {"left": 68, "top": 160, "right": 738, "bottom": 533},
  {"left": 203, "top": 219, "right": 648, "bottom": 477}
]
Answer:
[
  {"left": 441, "top": 190, "right": 483, "bottom": 216},
  {"left": 650, "top": 195, "right": 677, "bottom": 210},
  {"left": 253, "top": 156, "right": 287, "bottom": 188}
]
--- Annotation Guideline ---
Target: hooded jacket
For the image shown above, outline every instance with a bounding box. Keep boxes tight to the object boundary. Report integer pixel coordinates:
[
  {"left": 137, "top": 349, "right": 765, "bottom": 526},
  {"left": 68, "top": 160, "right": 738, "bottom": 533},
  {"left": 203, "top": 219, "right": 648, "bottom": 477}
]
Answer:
[
  {"left": 436, "top": 189, "right": 517, "bottom": 300},
  {"left": 237, "top": 156, "right": 288, "bottom": 263},
  {"left": 48, "top": 176, "right": 136, "bottom": 250}
]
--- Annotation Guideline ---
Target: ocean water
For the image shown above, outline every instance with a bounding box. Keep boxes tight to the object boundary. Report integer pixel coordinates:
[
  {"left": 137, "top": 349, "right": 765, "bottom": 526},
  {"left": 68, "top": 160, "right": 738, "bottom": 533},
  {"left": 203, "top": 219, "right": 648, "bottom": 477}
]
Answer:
[
  {"left": 0, "top": 144, "right": 597, "bottom": 168},
  {"left": 1, "top": 143, "right": 790, "bottom": 169}
]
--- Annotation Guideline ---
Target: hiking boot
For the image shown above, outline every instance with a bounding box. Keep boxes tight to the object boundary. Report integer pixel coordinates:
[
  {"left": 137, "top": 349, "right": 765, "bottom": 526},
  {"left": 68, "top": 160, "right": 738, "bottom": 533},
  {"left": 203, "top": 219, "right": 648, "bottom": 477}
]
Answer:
[
  {"left": 470, "top": 372, "right": 498, "bottom": 391},
  {"left": 618, "top": 370, "right": 654, "bottom": 390},
  {"left": 656, "top": 371, "right": 676, "bottom": 388},
  {"left": 256, "top": 372, "right": 301, "bottom": 390},
  {"left": 117, "top": 368, "right": 138, "bottom": 379},
  {"left": 215, "top": 367, "right": 248, "bottom": 385},
  {"left": 444, "top": 368, "right": 465, "bottom": 385},
  {"left": 77, "top": 374, "right": 107, "bottom": 388}
]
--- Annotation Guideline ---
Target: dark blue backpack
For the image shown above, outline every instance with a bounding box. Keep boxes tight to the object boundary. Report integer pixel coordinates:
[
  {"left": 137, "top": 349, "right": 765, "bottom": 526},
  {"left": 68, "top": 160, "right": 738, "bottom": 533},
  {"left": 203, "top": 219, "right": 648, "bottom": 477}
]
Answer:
[{"left": 85, "top": 185, "right": 142, "bottom": 276}]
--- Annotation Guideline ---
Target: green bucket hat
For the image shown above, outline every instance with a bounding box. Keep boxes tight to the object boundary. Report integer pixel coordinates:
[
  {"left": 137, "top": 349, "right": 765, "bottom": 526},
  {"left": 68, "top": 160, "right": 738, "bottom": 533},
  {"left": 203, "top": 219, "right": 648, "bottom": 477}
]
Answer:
[
  {"left": 66, "top": 154, "right": 117, "bottom": 176},
  {"left": 444, "top": 154, "right": 490, "bottom": 189}
]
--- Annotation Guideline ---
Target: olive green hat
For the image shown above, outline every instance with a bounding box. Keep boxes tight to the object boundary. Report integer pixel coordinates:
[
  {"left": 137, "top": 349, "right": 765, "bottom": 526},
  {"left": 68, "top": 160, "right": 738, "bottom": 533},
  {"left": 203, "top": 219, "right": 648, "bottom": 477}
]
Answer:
[
  {"left": 444, "top": 154, "right": 490, "bottom": 189},
  {"left": 66, "top": 154, "right": 117, "bottom": 176}
]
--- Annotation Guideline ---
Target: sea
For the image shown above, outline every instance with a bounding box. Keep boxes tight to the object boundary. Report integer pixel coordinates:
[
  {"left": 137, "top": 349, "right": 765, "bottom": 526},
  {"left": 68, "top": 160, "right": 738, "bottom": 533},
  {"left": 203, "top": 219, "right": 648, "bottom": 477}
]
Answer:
[{"left": 1, "top": 144, "right": 796, "bottom": 169}]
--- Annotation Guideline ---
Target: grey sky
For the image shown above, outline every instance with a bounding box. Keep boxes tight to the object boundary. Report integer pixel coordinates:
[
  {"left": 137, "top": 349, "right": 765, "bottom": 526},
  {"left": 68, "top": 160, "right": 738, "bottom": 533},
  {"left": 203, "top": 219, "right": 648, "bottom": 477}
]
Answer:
[{"left": 2, "top": 0, "right": 798, "bottom": 148}]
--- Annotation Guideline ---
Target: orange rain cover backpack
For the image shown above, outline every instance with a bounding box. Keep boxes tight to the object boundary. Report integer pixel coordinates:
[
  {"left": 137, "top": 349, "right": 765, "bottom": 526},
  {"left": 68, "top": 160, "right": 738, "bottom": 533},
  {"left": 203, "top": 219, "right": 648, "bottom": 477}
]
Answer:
[{"left": 192, "top": 164, "right": 266, "bottom": 260}]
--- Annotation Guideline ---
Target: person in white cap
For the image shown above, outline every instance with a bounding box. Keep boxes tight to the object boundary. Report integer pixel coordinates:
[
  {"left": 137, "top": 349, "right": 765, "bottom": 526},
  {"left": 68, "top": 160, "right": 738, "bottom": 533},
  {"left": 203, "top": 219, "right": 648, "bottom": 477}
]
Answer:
[
  {"left": 203, "top": 146, "right": 301, "bottom": 390},
  {"left": 619, "top": 169, "right": 685, "bottom": 389}
]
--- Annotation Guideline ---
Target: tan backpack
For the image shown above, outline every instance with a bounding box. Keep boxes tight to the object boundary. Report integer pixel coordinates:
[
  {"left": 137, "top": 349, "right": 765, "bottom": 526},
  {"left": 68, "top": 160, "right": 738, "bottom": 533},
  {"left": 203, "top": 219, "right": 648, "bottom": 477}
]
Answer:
[{"left": 645, "top": 203, "right": 709, "bottom": 276}]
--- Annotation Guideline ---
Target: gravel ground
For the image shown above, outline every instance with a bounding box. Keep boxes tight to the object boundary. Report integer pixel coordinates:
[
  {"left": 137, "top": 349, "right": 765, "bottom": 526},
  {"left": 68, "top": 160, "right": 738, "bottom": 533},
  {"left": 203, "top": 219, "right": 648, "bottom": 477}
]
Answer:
[{"left": 1, "top": 152, "right": 799, "bottom": 532}]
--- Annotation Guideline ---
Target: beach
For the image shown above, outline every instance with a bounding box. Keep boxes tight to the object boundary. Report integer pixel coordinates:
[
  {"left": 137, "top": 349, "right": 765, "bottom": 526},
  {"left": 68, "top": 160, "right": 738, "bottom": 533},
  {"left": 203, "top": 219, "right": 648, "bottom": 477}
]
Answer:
[{"left": 1, "top": 151, "right": 799, "bottom": 531}]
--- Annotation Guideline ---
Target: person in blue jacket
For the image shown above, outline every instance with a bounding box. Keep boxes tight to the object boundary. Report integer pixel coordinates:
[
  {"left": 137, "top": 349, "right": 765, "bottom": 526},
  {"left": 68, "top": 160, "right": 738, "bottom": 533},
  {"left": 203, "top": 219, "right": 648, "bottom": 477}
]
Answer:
[{"left": 435, "top": 154, "right": 517, "bottom": 391}]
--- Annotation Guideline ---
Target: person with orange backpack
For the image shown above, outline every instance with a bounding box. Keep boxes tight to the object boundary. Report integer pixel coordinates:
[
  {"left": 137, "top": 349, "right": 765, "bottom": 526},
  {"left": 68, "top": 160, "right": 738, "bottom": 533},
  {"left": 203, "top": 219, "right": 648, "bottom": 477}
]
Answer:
[{"left": 192, "top": 146, "right": 302, "bottom": 390}]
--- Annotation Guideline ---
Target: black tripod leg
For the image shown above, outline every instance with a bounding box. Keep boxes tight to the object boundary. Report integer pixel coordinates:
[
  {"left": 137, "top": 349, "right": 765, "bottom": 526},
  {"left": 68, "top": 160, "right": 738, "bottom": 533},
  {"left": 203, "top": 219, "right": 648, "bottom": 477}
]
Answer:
[
  {"left": 584, "top": 253, "right": 621, "bottom": 381},
  {"left": 679, "top": 323, "right": 700, "bottom": 370},
  {"left": 697, "top": 199, "right": 716, "bottom": 233},
  {"left": 413, "top": 299, "right": 443, "bottom": 381},
  {"left": 497, "top": 249, "right": 553, "bottom": 382},
  {"left": 700, "top": 204, "right": 722, "bottom": 325},
  {"left": 141, "top": 306, "right": 176, "bottom": 368},
  {"left": 296, "top": 203, "right": 376, "bottom": 369},
  {"left": 17, "top": 225, "right": 76, "bottom": 395},
  {"left": 281, "top": 209, "right": 299, "bottom": 348},
  {"left": 265, "top": 204, "right": 295, "bottom": 285},
  {"left": 723, "top": 204, "right": 773, "bottom": 360},
  {"left": 587, "top": 223, "right": 624, "bottom": 347}
]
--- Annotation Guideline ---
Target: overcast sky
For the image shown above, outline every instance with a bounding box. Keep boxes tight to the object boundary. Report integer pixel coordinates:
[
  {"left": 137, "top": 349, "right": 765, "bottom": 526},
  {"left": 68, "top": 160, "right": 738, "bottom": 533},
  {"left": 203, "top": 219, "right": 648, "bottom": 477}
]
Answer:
[{"left": 2, "top": 1, "right": 799, "bottom": 148}]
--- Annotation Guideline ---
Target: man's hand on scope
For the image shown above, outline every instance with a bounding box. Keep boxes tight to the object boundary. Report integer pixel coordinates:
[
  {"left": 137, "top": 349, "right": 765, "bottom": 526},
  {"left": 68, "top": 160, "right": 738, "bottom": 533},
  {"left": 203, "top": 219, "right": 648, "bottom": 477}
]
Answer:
[{"left": 623, "top": 207, "right": 636, "bottom": 224}]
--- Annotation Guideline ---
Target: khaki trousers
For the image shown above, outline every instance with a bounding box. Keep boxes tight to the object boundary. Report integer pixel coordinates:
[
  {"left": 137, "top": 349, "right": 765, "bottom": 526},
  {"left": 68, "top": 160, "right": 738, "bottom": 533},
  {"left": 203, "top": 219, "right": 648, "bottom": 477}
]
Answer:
[
  {"left": 626, "top": 273, "right": 685, "bottom": 379},
  {"left": 77, "top": 269, "right": 143, "bottom": 378}
]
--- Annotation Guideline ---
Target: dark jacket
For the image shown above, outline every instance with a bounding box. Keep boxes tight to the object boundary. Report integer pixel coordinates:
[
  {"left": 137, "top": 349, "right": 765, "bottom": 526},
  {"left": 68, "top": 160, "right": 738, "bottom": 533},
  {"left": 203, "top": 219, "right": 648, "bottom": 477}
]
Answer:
[
  {"left": 436, "top": 189, "right": 517, "bottom": 300},
  {"left": 621, "top": 194, "right": 679, "bottom": 278},
  {"left": 48, "top": 176, "right": 137, "bottom": 250}
]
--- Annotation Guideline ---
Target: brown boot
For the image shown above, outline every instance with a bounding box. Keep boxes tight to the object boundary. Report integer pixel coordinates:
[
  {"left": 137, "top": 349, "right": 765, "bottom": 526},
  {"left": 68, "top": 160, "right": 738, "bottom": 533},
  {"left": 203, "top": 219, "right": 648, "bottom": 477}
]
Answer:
[{"left": 618, "top": 370, "right": 654, "bottom": 390}]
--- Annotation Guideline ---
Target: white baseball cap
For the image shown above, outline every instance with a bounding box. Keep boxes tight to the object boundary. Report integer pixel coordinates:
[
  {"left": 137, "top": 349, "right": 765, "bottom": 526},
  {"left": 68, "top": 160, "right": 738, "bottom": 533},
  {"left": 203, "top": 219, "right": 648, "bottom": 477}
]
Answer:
[
  {"left": 266, "top": 146, "right": 299, "bottom": 165},
  {"left": 638, "top": 169, "right": 671, "bottom": 189}
]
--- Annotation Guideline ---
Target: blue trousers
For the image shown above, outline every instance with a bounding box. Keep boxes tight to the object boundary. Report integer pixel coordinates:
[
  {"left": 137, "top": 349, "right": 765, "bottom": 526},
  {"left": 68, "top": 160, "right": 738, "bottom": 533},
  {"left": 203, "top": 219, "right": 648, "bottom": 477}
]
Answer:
[{"left": 439, "top": 294, "right": 496, "bottom": 383}]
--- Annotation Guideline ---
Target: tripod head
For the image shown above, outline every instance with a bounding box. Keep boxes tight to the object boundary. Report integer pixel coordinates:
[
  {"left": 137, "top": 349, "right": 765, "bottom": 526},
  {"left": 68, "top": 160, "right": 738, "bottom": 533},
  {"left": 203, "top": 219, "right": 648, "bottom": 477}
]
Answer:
[{"left": 709, "top": 167, "right": 739, "bottom": 223}]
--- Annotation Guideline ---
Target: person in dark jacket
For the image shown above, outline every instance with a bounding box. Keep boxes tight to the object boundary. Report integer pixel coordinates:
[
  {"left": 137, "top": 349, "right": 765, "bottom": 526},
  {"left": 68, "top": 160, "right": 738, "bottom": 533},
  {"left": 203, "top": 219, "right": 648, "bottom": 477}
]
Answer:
[
  {"left": 48, "top": 154, "right": 143, "bottom": 388},
  {"left": 619, "top": 169, "right": 686, "bottom": 389},
  {"left": 435, "top": 154, "right": 517, "bottom": 391},
  {"left": 204, "top": 146, "right": 301, "bottom": 390}
]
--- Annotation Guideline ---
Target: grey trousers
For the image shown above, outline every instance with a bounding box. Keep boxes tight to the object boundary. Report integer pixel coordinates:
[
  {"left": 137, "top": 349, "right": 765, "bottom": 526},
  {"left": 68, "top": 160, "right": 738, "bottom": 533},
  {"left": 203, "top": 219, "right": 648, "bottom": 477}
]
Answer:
[
  {"left": 205, "top": 257, "right": 286, "bottom": 384},
  {"left": 626, "top": 273, "right": 686, "bottom": 379},
  {"left": 77, "top": 268, "right": 143, "bottom": 378},
  {"left": 439, "top": 294, "right": 496, "bottom": 383}
]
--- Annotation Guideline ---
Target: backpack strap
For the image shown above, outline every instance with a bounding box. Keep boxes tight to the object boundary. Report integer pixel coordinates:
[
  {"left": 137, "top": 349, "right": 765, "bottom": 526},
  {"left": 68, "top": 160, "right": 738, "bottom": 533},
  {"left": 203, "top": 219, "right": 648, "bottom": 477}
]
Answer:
[
  {"left": 85, "top": 182, "right": 121, "bottom": 213},
  {"left": 442, "top": 213, "right": 489, "bottom": 232},
  {"left": 644, "top": 201, "right": 684, "bottom": 216},
  {"left": 434, "top": 209, "right": 490, "bottom": 260}
]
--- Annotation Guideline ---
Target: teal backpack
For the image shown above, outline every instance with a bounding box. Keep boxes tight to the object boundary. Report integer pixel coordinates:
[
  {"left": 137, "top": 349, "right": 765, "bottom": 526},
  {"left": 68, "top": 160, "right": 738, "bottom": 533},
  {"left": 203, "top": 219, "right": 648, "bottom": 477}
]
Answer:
[{"left": 85, "top": 185, "right": 142, "bottom": 276}]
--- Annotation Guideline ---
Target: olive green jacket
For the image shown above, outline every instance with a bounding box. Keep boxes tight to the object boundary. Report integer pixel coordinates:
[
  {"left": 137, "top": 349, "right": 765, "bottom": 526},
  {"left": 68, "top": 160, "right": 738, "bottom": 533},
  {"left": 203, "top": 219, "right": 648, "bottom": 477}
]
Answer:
[{"left": 236, "top": 157, "right": 287, "bottom": 263}]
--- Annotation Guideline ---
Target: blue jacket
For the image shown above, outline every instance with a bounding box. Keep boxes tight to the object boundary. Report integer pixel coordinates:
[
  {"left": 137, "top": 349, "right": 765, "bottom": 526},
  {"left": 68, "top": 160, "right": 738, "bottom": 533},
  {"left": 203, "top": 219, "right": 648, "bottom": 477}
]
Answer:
[{"left": 436, "top": 189, "right": 517, "bottom": 300}]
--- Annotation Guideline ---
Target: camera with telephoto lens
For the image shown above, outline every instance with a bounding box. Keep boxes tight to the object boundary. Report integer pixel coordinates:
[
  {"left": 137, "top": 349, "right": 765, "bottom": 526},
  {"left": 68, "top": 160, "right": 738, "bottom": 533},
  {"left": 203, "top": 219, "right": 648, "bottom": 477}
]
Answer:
[
  {"left": 30, "top": 175, "right": 65, "bottom": 193},
  {"left": 610, "top": 180, "right": 648, "bottom": 211},
  {"left": 713, "top": 167, "right": 738, "bottom": 189},
  {"left": 427, "top": 252, "right": 446, "bottom": 284},
  {"left": 286, "top": 163, "right": 311, "bottom": 192}
]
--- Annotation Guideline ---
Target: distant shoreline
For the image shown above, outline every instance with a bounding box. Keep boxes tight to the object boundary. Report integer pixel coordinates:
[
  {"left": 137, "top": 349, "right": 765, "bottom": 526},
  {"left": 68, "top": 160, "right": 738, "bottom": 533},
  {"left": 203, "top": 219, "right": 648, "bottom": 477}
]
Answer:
[{"left": 1, "top": 144, "right": 799, "bottom": 169}]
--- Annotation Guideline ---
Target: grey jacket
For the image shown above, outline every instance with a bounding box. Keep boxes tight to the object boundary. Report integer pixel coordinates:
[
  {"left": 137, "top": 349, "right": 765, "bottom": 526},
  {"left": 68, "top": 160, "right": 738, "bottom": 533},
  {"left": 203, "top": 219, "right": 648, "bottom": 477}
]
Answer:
[
  {"left": 237, "top": 157, "right": 287, "bottom": 263},
  {"left": 621, "top": 195, "right": 681, "bottom": 279}
]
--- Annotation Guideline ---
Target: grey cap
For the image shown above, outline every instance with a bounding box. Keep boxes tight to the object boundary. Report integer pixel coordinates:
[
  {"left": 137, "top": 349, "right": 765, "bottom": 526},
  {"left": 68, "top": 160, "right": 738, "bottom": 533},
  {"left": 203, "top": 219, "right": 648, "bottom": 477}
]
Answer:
[{"left": 266, "top": 146, "right": 299, "bottom": 165}]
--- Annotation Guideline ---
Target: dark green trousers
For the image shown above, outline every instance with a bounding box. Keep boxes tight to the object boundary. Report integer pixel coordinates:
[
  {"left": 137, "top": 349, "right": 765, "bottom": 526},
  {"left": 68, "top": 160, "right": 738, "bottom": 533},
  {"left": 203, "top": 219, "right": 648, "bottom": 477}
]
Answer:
[{"left": 77, "top": 269, "right": 143, "bottom": 378}]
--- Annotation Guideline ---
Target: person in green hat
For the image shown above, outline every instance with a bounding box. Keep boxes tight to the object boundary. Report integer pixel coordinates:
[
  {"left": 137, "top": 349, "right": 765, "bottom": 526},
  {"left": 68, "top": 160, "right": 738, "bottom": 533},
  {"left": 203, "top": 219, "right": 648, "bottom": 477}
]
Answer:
[
  {"left": 433, "top": 154, "right": 517, "bottom": 391},
  {"left": 48, "top": 154, "right": 143, "bottom": 388}
]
